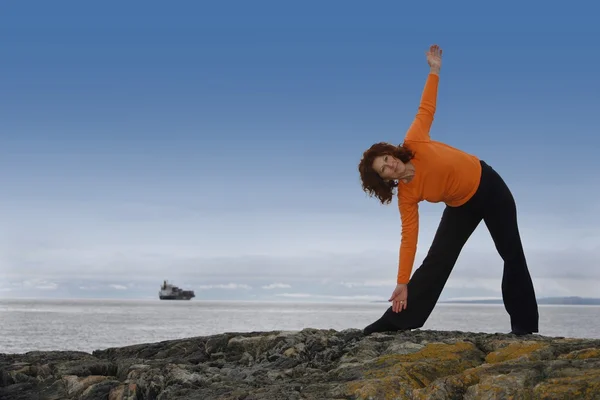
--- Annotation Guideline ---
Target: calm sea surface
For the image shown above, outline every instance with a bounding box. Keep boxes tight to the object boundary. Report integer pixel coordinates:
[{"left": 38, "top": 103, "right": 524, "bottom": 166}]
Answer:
[{"left": 1, "top": 299, "right": 599, "bottom": 354}]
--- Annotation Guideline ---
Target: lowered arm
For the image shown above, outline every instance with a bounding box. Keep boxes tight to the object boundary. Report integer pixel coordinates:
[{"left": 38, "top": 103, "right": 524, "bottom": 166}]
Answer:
[{"left": 397, "top": 199, "right": 419, "bottom": 284}]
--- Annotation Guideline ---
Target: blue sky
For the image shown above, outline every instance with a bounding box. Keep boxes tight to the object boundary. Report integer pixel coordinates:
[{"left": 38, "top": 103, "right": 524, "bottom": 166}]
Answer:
[{"left": 1, "top": 1, "right": 599, "bottom": 301}]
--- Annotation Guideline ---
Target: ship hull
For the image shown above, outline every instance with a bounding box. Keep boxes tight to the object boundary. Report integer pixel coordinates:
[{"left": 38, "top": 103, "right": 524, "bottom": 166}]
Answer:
[
  {"left": 159, "top": 295, "right": 194, "bottom": 300},
  {"left": 159, "top": 280, "right": 195, "bottom": 300}
]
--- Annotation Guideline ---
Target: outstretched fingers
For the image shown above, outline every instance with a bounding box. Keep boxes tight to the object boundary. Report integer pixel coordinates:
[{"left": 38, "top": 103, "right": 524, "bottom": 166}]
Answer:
[
  {"left": 392, "top": 294, "right": 408, "bottom": 313},
  {"left": 427, "top": 44, "right": 442, "bottom": 57}
]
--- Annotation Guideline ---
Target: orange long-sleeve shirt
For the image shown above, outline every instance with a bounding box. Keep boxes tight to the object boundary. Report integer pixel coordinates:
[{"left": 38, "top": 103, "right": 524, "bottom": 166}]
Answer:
[{"left": 396, "top": 73, "right": 482, "bottom": 284}]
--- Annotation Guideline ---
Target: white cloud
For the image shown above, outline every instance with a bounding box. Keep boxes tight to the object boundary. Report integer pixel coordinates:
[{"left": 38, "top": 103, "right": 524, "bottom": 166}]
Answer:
[
  {"left": 443, "top": 278, "right": 503, "bottom": 293},
  {"left": 262, "top": 283, "right": 292, "bottom": 289},
  {"left": 1, "top": 199, "right": 599, "bottom": 300},
  {"left": 19, "top": 279, "right": 58, "bottom": 290},
  {"left": 197, "top": 283, "right": 252, "bottom": 290},
  {"left": 339, "top": 280, "right": 393, "bottom": 288},
  {"left": 109, "top": 284, "right": 127, "bottom": 290},
  {"left": 444, "top": 296, "right": 503, "bottom": 302},
  {"left": 275, "top": 293, "right": 386, "bottom": 302},
  {"left": 37, "top": 283, "right": 58, "bottom": 290}
]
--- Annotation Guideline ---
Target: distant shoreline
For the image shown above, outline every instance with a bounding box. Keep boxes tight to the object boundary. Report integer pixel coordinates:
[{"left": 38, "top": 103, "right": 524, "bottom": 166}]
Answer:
[
  {"left": 2, "top": 296, "right": 600, "bottom": 306},
  {"left": 370, "top": 296, "right": 600, "bottom": 305},
  {"left": 438, "top": 296, "right": 600, "bottom": 305}
]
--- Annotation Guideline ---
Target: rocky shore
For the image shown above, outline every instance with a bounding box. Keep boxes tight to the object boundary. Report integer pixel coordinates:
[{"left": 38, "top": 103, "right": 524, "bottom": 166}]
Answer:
[{"left": 1, "top": 328, "right": 600, "bottom": 399}]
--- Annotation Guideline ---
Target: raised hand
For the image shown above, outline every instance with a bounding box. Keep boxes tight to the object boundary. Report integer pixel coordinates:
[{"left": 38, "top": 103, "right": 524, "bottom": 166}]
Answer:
[{"left": 426, "top": 44, "right": 442, "bottom": 73}]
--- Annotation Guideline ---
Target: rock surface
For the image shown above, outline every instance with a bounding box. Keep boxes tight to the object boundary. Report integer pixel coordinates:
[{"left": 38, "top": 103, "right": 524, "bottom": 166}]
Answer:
[{"left": 1, "top": 328, "right": 600, "bottom": 399}]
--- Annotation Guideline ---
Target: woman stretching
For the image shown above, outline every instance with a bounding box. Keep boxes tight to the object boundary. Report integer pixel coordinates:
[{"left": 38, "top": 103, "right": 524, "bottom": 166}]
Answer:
[{"left": 358, "top": 44, "right": 539, "bottom": 336}]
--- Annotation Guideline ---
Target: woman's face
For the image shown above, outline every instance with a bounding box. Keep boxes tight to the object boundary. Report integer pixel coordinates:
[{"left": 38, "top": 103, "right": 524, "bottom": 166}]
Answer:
[{"left": 372, "top": 154, "right": 406, "bottom": 180}]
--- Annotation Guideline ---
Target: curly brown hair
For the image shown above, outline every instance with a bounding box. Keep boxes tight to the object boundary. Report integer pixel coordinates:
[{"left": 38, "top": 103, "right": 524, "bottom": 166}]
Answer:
[{"left": 358, "top": 142, "right": 415, "bottom": 205}]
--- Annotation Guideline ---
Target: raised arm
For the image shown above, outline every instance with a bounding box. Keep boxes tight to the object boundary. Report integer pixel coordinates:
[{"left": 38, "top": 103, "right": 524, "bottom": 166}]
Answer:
[{"left": 404, "top": 44, "right": 442, "bottom": 142}]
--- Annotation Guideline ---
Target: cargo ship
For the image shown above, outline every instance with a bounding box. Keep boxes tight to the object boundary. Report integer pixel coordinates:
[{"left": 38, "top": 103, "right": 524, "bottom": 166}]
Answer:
[{"left": 159, "top": 280, "right": 195, "bottom": 300}]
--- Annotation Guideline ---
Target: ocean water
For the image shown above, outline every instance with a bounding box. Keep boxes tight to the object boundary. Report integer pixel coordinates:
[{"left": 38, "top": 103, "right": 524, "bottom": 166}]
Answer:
[{"left": 1, "top": 299, "right": 599, "bottom": 354}]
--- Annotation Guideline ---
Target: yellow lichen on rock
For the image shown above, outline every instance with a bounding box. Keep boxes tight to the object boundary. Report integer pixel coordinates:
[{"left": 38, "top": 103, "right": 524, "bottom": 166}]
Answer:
[
  {"left": 3, "top": 329, "right": 600, "bottom": 399},
  {"left": 484, "top": 341, "right": 549, "bottom": 363},
  {"left": 558, "top": 347, "right": 600, "bottom": 360},
  {"left": 533, "top": 370, "right": 600, "bottom": 400},
  {"left": 375, "top": 341, "right": 480, "bottom": 364},
  {"left": 346, "top": 377, "right": 413, "bottom": 400},
  {"left": 370, "top": 342, "right": 483, "bottom": 379},
  {"left": 344, "top": 342, "right": 485, "bottom": 399},
  {"left": 463, "top": 368, "right": 540, "bottom": 399},
  {"left": 411, "top": 368, "right": 482, "bottom": 399}
]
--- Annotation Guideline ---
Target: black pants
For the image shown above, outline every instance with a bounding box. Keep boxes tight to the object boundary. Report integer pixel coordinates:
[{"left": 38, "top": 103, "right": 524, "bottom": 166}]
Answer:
[{"left": 365, "top": 160, "right": 539, "bottom": 334}]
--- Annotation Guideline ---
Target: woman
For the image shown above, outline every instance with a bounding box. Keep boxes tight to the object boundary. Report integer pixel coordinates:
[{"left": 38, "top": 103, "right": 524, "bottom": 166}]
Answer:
[{"left": 358, "top": 44, "right": 539, "bottom": 336}]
